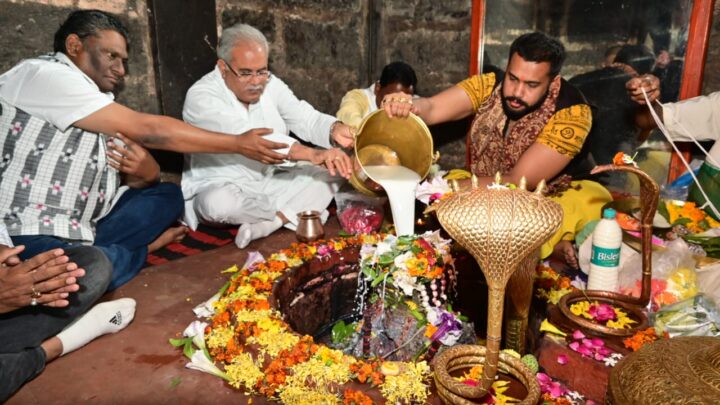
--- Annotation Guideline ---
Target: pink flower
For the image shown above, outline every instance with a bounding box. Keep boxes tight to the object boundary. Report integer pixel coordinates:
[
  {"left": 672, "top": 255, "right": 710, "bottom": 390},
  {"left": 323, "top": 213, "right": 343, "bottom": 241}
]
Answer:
[
  {"left": 462, "top": 379, "right": 478, "bottom": 387},
  {"left": 536, "top": 373, "right": 567, "bottom": 398},
  {"left": 590, "top": 338, "right": 605, "bottom": 347},
  {"left": 568, "top": 341, "right": 580, "bottom": 351},
  {"left": 557, "top": 354, "right": 568, "bottom": 365},
  {"left": 577, "top": 346, "right": 593, "bottom": 357},
  {"left": 588, "top": 303, "right": 617, "bottom": 322},
  {"left": 572, "top": 330, "right": 586, "bottom": 340}
]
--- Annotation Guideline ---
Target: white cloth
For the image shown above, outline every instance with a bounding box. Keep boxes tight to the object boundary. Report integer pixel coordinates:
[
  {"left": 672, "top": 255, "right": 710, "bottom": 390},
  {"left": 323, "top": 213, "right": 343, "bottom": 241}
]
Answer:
[
  {"left": 0, "top": 52, "right": 114, "bottom": 131},
  {"left": 192, "top": 166, "right": 335, "bottom": 231},
  {"left": 0, "top": 223, "right": 12, "bottom": 247},
  {"left": 182, "top": 67, "right": 341, "bottom": 229},
  {"left": 662, "top": 92, "right": 720, "bottom": 165}
]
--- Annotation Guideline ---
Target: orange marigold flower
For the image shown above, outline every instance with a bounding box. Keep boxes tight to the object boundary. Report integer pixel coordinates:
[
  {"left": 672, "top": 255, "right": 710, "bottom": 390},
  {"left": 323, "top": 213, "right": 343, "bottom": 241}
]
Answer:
[
  {"left": 612, "top": 151, "right": 626, "bottom": 166},
  {"left": 343, "top": 389, "right": 373, "bottom": 405},
  {"left": 623, "top": 327, "right": 661, "bottom": 351}
]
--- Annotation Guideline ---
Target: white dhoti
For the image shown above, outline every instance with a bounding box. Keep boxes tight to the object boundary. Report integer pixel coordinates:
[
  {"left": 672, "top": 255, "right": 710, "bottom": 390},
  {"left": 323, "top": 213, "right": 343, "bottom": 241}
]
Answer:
[{"left": 186, "top": 164, "right": 343, "bottom": 230}]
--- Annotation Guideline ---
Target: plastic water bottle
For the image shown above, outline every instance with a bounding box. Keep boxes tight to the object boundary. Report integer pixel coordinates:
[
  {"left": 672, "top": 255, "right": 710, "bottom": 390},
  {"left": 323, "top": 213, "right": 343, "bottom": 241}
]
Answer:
[{"left": 587, "top": 208, "right": 623, "bottom": 291}]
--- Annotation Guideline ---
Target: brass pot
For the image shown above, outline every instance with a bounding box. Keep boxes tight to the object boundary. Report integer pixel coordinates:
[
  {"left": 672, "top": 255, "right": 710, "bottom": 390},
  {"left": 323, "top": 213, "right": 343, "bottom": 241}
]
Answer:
[
  {"left": 349, "top": 110, "right": 435, "bottom": 196},
  {"left": 296, "top": 210, "right": 324, "bottom": 242}
]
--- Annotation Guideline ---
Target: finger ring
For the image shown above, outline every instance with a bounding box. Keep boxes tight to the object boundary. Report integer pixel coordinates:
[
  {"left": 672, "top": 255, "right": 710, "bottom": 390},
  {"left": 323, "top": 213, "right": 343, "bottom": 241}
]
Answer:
[
  {"left": 31, "top": 286, "right": 41, "bottom": 299},
  {"left": 30, "top": 297, "right": 38, "bottom": 306}
]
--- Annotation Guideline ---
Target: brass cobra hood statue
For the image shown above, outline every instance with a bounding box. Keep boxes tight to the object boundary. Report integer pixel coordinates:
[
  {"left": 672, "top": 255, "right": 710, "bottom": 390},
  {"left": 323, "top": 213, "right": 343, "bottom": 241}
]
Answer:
[{"left": 431, "top": 174, "right": 562, "bottom": 404}]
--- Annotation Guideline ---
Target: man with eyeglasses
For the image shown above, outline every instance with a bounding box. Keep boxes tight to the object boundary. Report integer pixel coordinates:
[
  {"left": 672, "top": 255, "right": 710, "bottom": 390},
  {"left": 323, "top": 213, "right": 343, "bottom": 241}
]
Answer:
[
  {"left": 182, "top": 23, "right": 355, "bottom": 248},
  {"left": 0, "top": 10, "right": 319, "bottom": 292}
]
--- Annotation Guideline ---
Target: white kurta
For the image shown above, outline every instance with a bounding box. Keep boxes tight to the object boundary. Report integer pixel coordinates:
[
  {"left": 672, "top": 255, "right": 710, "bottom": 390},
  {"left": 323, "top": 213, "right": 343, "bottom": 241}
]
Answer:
[
  {"left": 182, "top": 67, "right": 343, "bottom": 229},
  {"left": 662, "top": 92, "right": 720, "bottom": 165}
]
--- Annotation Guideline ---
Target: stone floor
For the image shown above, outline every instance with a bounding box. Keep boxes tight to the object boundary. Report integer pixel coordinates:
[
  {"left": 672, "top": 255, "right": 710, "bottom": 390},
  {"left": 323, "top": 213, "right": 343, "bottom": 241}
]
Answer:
[{"left": 7, "top": 223, "right": 311, "bottom": 405}]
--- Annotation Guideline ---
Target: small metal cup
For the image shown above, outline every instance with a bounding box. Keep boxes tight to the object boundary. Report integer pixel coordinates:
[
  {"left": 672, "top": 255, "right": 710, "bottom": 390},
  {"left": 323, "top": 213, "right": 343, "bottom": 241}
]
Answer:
[{"left": 296, "top": 210, "right": 324, "bottom": 242}]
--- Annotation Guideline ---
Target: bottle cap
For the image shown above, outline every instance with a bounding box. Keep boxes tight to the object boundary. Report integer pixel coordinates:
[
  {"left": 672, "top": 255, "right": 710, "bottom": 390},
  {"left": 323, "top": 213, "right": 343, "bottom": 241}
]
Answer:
[{"left": 603, "top": 208, "right": 617, "bottom": 219}]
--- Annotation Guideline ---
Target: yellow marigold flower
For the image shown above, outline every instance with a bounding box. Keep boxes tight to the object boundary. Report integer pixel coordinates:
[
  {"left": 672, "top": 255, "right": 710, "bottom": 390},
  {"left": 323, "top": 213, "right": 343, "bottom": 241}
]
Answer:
[
  {"left": 257, "top": 317, "right": 282, "bottom": 334},
  {"left": 546, "top": 288, "right": 572, "bottom": 305},
  {"left": 283, "top": 351, "right": 353, "bottom": 398},
  {"left": 380, "top": 361, "right": 431, "bottom": 404},
  {"left": 607, "top": 308, "right": 636, "bottom": 329},
  {"left": 570, "top": 301, "right": 591, "bottom": 318},
  {"left": 226, "top": 353, "right": 263, "bottom": 391},
  {"left": 405, "top": 300, "right": 418, "bottom": 311},
  {"left": 234, "top": 309, "right": 278, "bottom": 324},
  {"left": 248, "top": 329, "right": 299, "bottom": 357},
  {"left": 278, "top": 386, "right": 339, "bottom": 405},
  {"left": 206, "top": 326, "right": 235, "bottom": 349}
]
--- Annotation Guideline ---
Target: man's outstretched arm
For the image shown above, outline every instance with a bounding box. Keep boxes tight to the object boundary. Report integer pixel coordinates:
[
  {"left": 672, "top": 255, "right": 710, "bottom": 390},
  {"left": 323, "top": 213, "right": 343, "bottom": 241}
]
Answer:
[{"left": 75, "top": 102, "right": 289, "bottom": 164}]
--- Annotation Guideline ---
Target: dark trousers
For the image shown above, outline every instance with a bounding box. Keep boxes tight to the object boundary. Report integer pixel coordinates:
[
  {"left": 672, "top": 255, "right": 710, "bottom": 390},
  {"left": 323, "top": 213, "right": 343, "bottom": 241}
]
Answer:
[
  {"left": 12, "top": 182, "right": 183, "bottom": 291},
  {"left": 0, "top": 246, "right": 112, "bottom": 402}
]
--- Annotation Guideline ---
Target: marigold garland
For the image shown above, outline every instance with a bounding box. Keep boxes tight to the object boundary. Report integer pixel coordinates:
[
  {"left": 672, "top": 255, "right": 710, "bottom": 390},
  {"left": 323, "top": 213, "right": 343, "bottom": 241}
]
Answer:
[{"left": 176, "top": 234, "right": 442, "bottom": 404}]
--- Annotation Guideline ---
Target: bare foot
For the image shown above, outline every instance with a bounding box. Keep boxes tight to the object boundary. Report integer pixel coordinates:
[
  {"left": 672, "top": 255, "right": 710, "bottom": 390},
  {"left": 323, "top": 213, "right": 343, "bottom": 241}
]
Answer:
[
  {"left": 552, "top": 240, "right": 579, "bottom": 269},
  {"left": 148, "top": 226, "right": 188, "bottom": 253}
]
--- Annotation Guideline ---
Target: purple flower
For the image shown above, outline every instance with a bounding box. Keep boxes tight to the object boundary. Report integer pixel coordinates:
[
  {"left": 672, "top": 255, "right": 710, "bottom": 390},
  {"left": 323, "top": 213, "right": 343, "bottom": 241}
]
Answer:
[{"left": 428, "top": 308, "right": 463, "bottom": 346}]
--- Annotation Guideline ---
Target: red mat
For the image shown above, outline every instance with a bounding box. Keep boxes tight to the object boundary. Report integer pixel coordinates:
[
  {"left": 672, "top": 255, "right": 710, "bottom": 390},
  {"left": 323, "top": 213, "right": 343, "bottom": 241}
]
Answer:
[{"left": 144, "top": 224, "right": 237, "bottom": 267}]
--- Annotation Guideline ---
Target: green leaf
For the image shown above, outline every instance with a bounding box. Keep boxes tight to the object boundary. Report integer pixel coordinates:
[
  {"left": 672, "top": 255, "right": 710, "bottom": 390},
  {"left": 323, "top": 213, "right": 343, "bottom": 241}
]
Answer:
[
  {"left": 338, "top": 230, "right": 354, "bottom": 237},
  {"left": 169, "top": 337, "right": 193, "bottom": 348},
  {"left": 673, "top": 217, "right": 692, "bottom": 226},
  {"left": 657, "top": 202, "right": 670, "bottom": 222},
  {"left": 169, "top": 376, "right": 182, "bottom": 388},
  {"left": 218, "top": 280, "right": 231, "bottom": 297},
  {"left": 362, "top": 266, "right": 377, "bottom": 280},
  {"left": 331, "top": 320, "right": 357, "bottom": 344},
  {"left": 183, "top": 341, "right": 195, "bottom": 359},
  {"left": 371, "top": 272, "right": 387, "bottom": 287},
  {"left": 409, "top": 308, "right": 426, "bottom": 322},
  {"left": 378, "top": 253, "right": 396, "bottom": 265}
]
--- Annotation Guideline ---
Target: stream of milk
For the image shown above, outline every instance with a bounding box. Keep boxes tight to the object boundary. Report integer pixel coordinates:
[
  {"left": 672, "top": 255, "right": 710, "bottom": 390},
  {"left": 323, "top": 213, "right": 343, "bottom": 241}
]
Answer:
[{"left": 362, "top": 165, "right": 421, "bottom": 236}]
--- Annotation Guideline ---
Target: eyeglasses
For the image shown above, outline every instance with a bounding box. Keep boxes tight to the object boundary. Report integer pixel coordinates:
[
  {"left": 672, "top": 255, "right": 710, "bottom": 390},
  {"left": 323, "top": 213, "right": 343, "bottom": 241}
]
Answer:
[{"left": 222, "top": 59, "right": 272, "bottom": 81}]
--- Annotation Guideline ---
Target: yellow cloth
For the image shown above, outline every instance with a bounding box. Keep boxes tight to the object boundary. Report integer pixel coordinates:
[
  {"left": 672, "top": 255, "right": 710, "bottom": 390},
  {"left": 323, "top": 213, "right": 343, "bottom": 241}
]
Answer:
[
  {"left": 336, "top": 88, "right": 372, "bottom": 129},
  {"left": 540, "top": 180, "right": 613, "bottom": 259},
  {"left": 457, "top": 73, "right": 592, "bottom": 158}
]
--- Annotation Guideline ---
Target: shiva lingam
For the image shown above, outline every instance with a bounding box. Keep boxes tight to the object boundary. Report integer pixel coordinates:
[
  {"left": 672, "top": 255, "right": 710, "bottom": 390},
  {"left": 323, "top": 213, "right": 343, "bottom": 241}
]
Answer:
[
  {"left": 557, "top": 164, "right": 658, "bottom": 336},
  {"left": 430, "top": 174, "right": 563, "bottom": 404}
]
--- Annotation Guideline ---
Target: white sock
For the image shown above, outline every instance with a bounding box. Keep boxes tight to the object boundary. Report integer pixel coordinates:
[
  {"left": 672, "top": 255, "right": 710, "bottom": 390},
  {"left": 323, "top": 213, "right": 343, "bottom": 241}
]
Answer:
[
  {"left": 235, "top": 217, "right": 284, "bottom": 249},
  {"left": 56, "top": 298, "right": 136, "bottom": 356}
]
